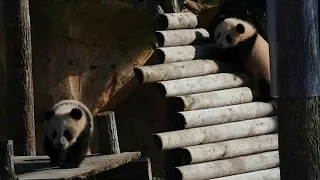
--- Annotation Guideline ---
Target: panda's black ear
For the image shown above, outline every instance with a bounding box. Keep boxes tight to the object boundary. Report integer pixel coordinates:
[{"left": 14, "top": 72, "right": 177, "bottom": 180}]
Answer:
[
  {"left": 236, "top": 23, "right": 245, "bottom": 34},
  {"left": 45, "top": 110, "right": 55, "bottom": 121},
  {"left": 70, "top": 108, "right": 83, "bottom": 120}
]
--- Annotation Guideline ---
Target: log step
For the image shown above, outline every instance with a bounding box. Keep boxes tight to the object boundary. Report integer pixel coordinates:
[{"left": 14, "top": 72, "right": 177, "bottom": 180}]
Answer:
[
  {"left": 181, "top": 134, "right": 278, "bottom": 165},
  {"left": 209, "top": 168, "right": 280, "bottom": 180},
  {"left": 157, "top": 72, "right": 250, "bottom": 97},
  {"left": 157, "top": 13, "right": 198, "bottom": 30},
  {"left": 134, "top": 59, "right": 228, "bottom": 84},
  {"left": 155, "top": 44, "right": 218, "bottom": 63},
  {"left": 155, "top": 28, "right": 212, "bottom": 47},
  {"left": 153, "top": 116, "right": 278, "bottom": 150},
  {"left": 174, "top": 102, "right": 275, "bottom": 129},
  {"left": 174, "top": 151, "right": 279, "bottom": 180},
  {"left": 174, "top": 87, "right": 254, "bottom": 111}
]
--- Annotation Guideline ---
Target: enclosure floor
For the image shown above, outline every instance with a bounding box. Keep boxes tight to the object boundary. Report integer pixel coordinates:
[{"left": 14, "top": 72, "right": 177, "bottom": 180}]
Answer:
[{"left": 14, "top": 152, "right": 141, "bottom": 180}]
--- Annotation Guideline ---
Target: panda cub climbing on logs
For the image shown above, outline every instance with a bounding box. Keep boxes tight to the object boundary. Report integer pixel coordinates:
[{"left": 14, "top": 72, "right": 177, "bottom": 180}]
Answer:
[
  {"left": 44, "top": 100, "right": 94, "bottom": 169},
  {"left": 212, "top": 17, "right": 271, "bottom": 102}
]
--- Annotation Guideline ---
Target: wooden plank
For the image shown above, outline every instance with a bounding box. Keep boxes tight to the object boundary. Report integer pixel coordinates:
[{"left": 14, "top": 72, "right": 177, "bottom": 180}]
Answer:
[{"left": 15, "top": 152, "right": 141, "bottom": 180}]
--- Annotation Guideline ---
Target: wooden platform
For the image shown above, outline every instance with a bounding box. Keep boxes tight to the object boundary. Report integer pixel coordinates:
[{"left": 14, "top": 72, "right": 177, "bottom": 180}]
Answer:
[{"left": 14, "top": 152, "right": 141, "bottom": 180}]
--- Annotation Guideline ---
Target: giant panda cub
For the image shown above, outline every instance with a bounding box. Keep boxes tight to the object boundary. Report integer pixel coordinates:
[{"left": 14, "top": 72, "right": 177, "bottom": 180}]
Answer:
[
  {"left": 212, "top": 17, "right": 271, "bottom": 102},
  {"left": 44, "top": 100, "right": 94, "bottom": 169}
]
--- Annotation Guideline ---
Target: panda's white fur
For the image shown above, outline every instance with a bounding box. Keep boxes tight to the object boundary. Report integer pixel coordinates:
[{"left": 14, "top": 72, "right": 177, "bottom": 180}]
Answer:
[
  {"left": 213, "top": 17, "right": 271, "bottom": 102},
  {"left": 44, "top": 99, "right": 93, "bottom": 168}
]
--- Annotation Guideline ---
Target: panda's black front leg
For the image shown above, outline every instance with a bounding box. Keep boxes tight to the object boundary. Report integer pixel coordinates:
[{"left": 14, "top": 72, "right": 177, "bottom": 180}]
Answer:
[
  {"left": 59, "top": 138, "right": 89, "bottom": 169},
  {"left": 44, "top": 137, "right": 65, "bottom": 167}
]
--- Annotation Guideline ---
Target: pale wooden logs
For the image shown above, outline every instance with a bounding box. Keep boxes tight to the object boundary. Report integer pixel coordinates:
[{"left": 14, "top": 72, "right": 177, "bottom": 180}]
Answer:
[
  {"left": 158, "top": 13, "right": 198, "bottom": 30},
  {"left": 181, "top": 134, "right": 278, "bottom": 165},
  {"left": 156, "top": 44, "right": 218, "bottom": 63},
  {"left": 155, "top": 28, "right": 211, "bottom": 47},
  {"left": 175, "top": 102, "right": 275, "bottom": 129},
  {"left": 153, "top": 116, "right": 278, "bottom": 150},
  {"left": 134, "top": 60, "right": 227, "bottom": 83},
  {"left": 157, "top": 73, "right": 250, "bottom": 97},
  {"left": 174, "top": 151, "right": 279, "bottom": 180},
  {"left": 0, "top": 140, "right": 17, "bottom": 180},
  {"left": 210, "top": 168, "right": 280, "bottom": 180},
  {"left": 175, "top": 87, "right": 253, "bottom": 111}
]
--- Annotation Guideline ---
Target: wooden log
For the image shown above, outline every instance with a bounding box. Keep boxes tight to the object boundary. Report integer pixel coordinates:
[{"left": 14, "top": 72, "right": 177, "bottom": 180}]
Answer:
[
  {"left": 0, "top": 140, "right": 17, "bottom": 180},
  {"left": 157, "top": 13, "right": 198, "bottom": 30},
  {"left": 181, "top": 134, "right": 278, "bottom": 165},
  {"left": 175, "top": 87, "right": 253, "bottom": 111},
  {"left": 155, "top": 44, "right": 218, "bottom": 63},
  {"left": 174, "top": 151, "right": 279, "bottom": 180},
  {"left": 210, "top": 168, "right": 280, "bottom": 180},
  {"left": 153, "top": 116, "right": 278, "bottom": 150},
  {"left": 96, "top": 111, "right": 120, "bottom": 155},
  {"left": 175, "top": 102, "right": 275, "bottom": 129},
  {"left": 155, "top": 28, "right": 211, "bottom": 47},
  {"left": 157, "top": 72, "right": 250, "bottom": 97},
  {"left": 3, "top": 0, "right": 36, "bottom": 156},
  {"left": 134, "top": 59, "right": 227, "bottom": 83},
  {"left": 104, "top": 157, "right": 152, "bottom": 180}
]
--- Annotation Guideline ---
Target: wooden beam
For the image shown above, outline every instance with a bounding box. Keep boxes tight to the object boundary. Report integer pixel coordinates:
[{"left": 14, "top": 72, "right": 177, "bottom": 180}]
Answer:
[
  {"left": 266, "top": 0, "right": 320, "bottom": 179},
  {"left": 96, "top": 111, "right": 121, "bottom": 155},
  {"left": 104, "top": 157, "right": 153, "bottom": 180},
  {"left": 0, "top": 140, "right": 17, "bottom": 180},
  {"left": 3, "top": 0, "right": 36, "bottom": 156},
  {"left": 210, "top": 168, "right": 280, "bottom": 180},
  {"left": 157, "top": 13, "right": 198, "bottom": 30}
]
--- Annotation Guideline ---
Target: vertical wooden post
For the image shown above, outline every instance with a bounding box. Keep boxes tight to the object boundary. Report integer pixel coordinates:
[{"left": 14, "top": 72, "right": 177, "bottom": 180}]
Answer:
[
  {"left": 96, "top": 111, "right": 121, "bottom": 155},
  {"left": 3, "top": 0, "right": 36, "bottom": 156},
  {"left": 0, "top": 140, "right": 16, "bottom": 180},
  {"left": 267, "top": 0, "right": 320, "bottom": 179}
]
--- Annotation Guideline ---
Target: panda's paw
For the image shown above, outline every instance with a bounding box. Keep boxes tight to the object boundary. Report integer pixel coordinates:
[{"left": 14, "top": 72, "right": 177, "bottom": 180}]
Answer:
[{"left": 59, "top": 163, "right": 79, "bottom": 169}]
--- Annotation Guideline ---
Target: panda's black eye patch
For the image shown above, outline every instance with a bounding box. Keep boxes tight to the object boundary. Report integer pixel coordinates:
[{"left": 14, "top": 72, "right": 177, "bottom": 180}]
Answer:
[
  {"left": 51, "top": 130, "right": 57, "bottom": 139},
  {"left": 64, "top": 130, "right": 72, "bottom": 141},
  {"left": 226, "top": 35, "right": 232, "bottom": 43}
]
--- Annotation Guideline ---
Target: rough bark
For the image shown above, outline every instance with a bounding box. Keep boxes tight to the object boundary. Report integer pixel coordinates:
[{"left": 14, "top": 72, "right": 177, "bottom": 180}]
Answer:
[
  {"left": 174, "top": 151, "right": 279, "bottom": 180},
  {"left": 155, "top": 44, "right": 218, "bottom": 63},
  {"left": 175, "top": 87, "right": 253, "bottom": 111},
  {"left": 0, "top": 140, "right": 17, "bottom": 180},
  {"left": 134, "top": 59, "right": 227, "bottom": 83},
  {"left": 175, "top": 102, "right": 275, "bottom": 129},
  {"left": 153, "top": 116, "right": 278, "bottom": 150},
  {"left": 157, "top": 13, "right": 198, "bottom": 30},
  {"left": 155, "top": 28, "right": 211, "bottom": 47},
  {"left": 157, "top": 72, "right": 249, "bottom": 97},
  {"left": 181, "top": 134, "right": 278, "bottom": 164},
  {"left": 3, "top": 0, "right": 36, "bottom": 156}
]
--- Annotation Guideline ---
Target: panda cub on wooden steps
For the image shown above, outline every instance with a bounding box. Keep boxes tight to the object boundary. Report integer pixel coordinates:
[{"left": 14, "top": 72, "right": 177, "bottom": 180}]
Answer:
[
  {"left": 212, "top": 17, "right": 271, "bottom": 102},
  {"left": 44, "top": 100, "right": 94, "bottom": 169}
]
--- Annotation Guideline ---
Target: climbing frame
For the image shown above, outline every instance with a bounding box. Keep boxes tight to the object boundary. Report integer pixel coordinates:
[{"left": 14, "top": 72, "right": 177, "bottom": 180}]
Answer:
[{"left": 134, "top": 12, "right": 279, "bottom": 180}]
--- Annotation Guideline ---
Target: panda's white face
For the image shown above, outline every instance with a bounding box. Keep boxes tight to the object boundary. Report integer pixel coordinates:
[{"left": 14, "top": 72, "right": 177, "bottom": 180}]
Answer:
[
  {"left": 45, "top": 104, "right": 87, "bottom": 150},
  {"left": 214, "top": 18, "right": 256, "bottom": 49}
]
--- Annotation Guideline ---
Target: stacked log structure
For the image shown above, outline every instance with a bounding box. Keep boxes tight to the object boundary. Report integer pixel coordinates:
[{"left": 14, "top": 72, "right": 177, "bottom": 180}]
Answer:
[{"left": 134, "top": 13, "right": 279, "bottom": 180}]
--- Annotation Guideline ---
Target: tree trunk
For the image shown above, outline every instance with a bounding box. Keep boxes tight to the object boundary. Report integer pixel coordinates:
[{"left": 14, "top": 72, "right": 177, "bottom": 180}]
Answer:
[
  {"left": 267, "top": 0, "right": 320, "bottom": 179},
  {"left": 3, "top": 0, "right": 36, "bottom": 156}
]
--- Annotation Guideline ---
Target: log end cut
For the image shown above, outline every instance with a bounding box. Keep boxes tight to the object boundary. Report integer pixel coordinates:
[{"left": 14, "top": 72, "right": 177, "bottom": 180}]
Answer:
[
  {"left": 133, "top": 68, "right": 145, "bottom": 84},
  {"left": 155, "top": 49, "right": 166, "bottom": 64},
  {"left": 157, "top": 14, "right": 169, "bottom": 30},
  {"left": 173, "top": 167, "right": 183, "bottom": 180},
  {"left": 153, "top": 134, "right": 164, "bottom": 150},
  {"left": 155, "top": 31, "right": 165, "bottom": 47},
  {"left": 172, "top": 112, "right": 187, "bottom": 130}
]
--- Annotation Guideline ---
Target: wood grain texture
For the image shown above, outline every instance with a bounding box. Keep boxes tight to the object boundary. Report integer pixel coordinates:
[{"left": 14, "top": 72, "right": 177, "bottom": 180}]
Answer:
[
  {"left": 15, "top": 152, "right": 141, "bottom": 180},
  {"left": 0, "top": 140, "right": 17, "bottom": 180},
  {"left": 3, "top": 0, "right": 36, "bottom": 156}
]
